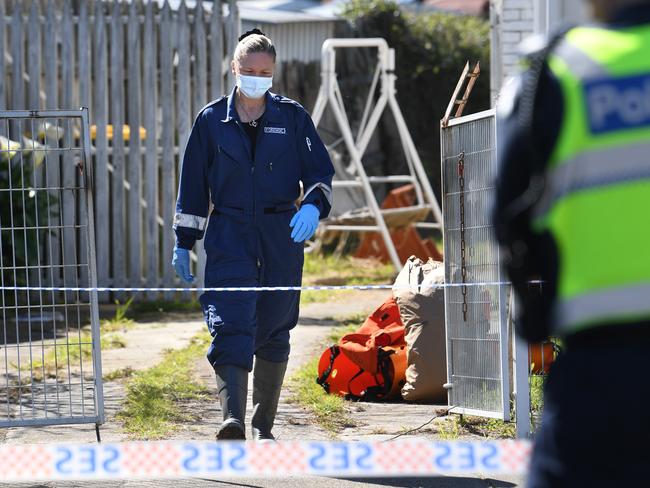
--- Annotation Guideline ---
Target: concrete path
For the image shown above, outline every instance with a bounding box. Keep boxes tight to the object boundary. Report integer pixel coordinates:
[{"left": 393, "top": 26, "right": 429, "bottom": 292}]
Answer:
[{"left": 1, "top": 290, "right": 526, "bottom": 486}]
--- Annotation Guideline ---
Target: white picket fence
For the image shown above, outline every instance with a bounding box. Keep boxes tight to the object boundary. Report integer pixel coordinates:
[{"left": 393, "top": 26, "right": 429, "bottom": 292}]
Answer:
[{"left": 0, "top": 0, "right": 241, "bottom": 300}]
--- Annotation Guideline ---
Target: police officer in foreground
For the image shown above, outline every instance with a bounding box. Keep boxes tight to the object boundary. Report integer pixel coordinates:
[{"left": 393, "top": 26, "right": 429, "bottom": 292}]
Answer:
[
  {"left": 494, "top": 0, "right": 650, "bottom": 485},
  {"left": 171, "top": 30, "right": 334, "bottom": 441}
]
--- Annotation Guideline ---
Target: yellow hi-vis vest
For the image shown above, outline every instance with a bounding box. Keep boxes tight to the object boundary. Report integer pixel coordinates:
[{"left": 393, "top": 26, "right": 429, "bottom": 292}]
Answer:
[{"left": 532, "top": 25, "right": 650, "bottom": 336}]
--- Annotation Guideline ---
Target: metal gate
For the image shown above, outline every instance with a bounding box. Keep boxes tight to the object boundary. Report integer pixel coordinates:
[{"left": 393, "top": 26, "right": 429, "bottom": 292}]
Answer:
[
  {"left": 441, "top": 109, "right": 511, "bottom": 420},
  {"left": 0, "top": 110, "right": 104, "bottom": 429}
]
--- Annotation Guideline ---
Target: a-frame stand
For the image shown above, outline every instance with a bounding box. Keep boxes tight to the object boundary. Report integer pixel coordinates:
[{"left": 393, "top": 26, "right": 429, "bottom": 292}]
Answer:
[{"left": 311, "top": 38, "right": 443, "bottom": 270}]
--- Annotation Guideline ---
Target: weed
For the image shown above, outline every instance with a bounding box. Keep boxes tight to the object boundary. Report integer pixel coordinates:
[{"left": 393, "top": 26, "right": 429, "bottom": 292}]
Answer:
[
  {"left": 103, "top": 367, "right": 136, "bottom": 381},
  {"left": 438, "top": 417, "right": 461, "bottom": 440},
  {"left": 101, "top": 298, "right": 136, "bottom": 332},
  {"left": 117, "top": 334, "right": 212, "bottom": 439},
  {"left": 289, "top": 357, "right": 356, "bottom": 434}
]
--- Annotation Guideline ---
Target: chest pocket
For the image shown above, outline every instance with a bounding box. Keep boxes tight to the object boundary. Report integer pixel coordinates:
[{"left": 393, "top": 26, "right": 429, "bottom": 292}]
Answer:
[{"left": 259, "top": 135, "right": 301, "bottom": 201}]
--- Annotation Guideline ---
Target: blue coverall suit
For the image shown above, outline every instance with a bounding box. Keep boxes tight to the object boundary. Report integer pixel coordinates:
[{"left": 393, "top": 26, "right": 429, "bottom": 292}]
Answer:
[{"left": 173, "top": 89, "right": 334, "bottom": 372}]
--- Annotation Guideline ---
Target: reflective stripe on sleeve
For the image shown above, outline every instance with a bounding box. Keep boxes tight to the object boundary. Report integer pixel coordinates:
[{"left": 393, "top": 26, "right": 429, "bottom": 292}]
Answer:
[
  {"left": 303, "top": 182, "right": 333, "bottom": 206},
  {"left": 173, "top": 212, "right": 207, "bottom": 231}
]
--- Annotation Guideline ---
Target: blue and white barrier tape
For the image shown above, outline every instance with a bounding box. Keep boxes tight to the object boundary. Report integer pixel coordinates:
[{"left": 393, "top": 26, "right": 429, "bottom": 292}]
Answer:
[
  {"left": 0, "top": 280, "right": 541, "bottom": 293},
  {"left": 0, "top": 440, "right": 532, "bottom": 481}
]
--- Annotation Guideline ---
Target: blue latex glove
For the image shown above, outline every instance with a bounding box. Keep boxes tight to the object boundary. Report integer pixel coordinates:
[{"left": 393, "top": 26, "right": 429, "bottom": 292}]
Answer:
[
  {"left": 289, "top": 204, "right": 320, "bottom": 243},
  {"left": 172, "top": 246, "right": 194, "bottom": 283}
]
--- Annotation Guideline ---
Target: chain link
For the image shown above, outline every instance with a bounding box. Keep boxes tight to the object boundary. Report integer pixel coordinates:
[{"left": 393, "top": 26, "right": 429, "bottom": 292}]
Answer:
[{"left": 458, "top": 152, "right": 468, "bottom": 322}]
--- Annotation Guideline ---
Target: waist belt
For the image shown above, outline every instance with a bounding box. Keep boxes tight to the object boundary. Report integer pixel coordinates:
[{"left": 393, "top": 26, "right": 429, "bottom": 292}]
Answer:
[{"left": 212, "top": 203, "right": 296, "bottom": 217}]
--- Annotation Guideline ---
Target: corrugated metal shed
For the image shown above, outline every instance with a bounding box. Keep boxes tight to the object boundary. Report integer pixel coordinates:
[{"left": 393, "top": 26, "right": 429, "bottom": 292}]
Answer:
[{"left": 239, "top": 1, "right": 341, "bottom": 64}]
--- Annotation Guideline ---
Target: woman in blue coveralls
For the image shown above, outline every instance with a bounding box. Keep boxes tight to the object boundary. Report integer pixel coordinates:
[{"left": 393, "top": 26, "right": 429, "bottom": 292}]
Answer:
[{"left": 171, "top": 29, "right": 335, "bottom": 441}]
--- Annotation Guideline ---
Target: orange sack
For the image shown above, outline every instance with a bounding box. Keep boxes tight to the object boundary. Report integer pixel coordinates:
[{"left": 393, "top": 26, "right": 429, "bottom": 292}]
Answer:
[{"left": 317, "top": 297, "right": 407, "bottom": 400}]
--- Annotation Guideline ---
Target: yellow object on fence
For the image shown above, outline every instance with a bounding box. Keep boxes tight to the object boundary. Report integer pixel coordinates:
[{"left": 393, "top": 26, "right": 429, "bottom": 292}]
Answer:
[
  {"left": 0, "top": 135, "right": 21, "bottom": 162},
  {"left": 90, "top": 124, "right": 147, "bottom": 142}
]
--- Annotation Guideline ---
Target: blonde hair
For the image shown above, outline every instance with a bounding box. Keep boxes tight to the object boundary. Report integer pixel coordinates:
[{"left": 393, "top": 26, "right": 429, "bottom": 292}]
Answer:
[{"left": 234, "top": 33, "right": 276, "bottom": 63}]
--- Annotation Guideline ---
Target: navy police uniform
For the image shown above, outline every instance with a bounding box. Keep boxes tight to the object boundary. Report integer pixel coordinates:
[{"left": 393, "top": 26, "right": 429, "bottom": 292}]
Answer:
[{"left": 174, "top": 88, "right": 334, "bottom": 372}]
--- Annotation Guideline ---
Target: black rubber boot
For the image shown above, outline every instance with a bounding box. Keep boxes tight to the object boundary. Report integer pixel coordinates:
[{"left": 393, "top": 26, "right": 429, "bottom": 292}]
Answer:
[
  {"left": 251, "top": 357, "right": 288, "bottom": 441},
  {"left": 214, "top": 364, "right": 248, "bottom": 440}
]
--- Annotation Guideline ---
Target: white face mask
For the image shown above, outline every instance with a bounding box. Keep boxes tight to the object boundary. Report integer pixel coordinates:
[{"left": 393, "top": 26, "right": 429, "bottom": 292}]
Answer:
[{"left": 237, "top": 74, "right": 273, "bottom": 99}]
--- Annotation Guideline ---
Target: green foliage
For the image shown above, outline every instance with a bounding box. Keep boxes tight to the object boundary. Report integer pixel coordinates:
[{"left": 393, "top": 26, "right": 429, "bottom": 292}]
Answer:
[
  {"left": 289, "top": 315, "right": 363, "bottom": 433},
  {"left": 101, "top": 297, "right": 136, "bottom": 332},
  {"left": 289, "top": 356, "right": 357, "bottom": 433},
  {"left": 0, "top": 151, "right": 57, "bottom": 302},
  {"left": 339, "top": 0, "right": 491, "bottom": 197},
  {"left": 128, "top": 298, "right": 203, "bottom": 317},
  {"left": 117, "top": 334, "right": 212, "bottom": 439},
  {"left": 300, "top": 254, "right": 395, "bottom": 305}
]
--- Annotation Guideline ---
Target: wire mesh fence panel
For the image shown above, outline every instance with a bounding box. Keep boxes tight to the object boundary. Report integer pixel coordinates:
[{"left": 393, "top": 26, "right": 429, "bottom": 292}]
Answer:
[
  {"left": 0, "top": 110, "right": 103, "bottom": 428},
  {"left": 441, "top": 110, "right": 510, "bottom": 419}
]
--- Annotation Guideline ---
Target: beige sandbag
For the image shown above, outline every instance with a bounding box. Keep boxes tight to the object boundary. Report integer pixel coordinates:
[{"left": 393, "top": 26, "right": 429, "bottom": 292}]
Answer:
[{"left": 393, "top": 256, "right": 447, "bottom": 403}]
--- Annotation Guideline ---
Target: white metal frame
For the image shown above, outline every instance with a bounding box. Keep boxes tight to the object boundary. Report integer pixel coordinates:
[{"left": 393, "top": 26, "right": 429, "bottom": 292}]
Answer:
[
  {"left": 441, "top": 108, "right": 512, "bottom": 422},
  {"left": 0, "top": 109, "right": 104, "bottom": 434},
  {"left": 311, "top": 38, "right": 443, "bottom": 270}
]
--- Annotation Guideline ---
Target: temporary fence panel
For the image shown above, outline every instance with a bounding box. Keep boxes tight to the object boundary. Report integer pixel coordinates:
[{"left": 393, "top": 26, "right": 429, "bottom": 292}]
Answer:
[
  {"left": 0, "top": 109, "right": 104, "bottom": 429},
  {"left": 440, "top": 109, "right": 511, "bottom": 420},
  {"left": 0, "top": 0, "right": 241, "bottom": 301}
]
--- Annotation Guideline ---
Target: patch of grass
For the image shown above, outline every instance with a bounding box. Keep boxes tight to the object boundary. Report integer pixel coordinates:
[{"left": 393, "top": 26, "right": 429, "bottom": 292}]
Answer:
[
  {"left": 303, "top": 254, "right": 396, "bottom": 286},
  {"left": 101, "top": 298, "right": 136, "bottom": 332},
  {"left": 24, "top": 330, "right": 127, "bottom": 381},
  {"left": 289, "top": 314, "right": 366, "bottom": 433},
  {"left": 300, "top": 254, "right": 396, "bottom": 305},
  {"left": 117, "top": 334, "right": 212, "bottom": 439},
  {"left": 438, "top": 417, "right": 461, "bottom": 440},
  {"left": 289, "top": 357, "right": 356, "bottom": 433},
  {"left": 128, "top": 298, "right": 202, "bottom": 317},
  {"left": 103, "top": 366, "right": 135, "bottom": 381},
  {"left": 439, "top": 415, "right": 516, "bottom": 440}
]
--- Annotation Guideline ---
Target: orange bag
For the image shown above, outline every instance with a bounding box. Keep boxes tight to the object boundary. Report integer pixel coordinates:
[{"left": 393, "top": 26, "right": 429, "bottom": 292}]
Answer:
[{"left": 316, "top": 297, "right": 408, "bottom": 400}]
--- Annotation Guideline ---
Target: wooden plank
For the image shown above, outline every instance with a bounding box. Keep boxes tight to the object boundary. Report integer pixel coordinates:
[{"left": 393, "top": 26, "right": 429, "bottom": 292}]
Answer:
[
  {"left": 226, "top": 0, "right": 238, "bottom": 91},
  {"left": 77, "top": 0, "right": 91, "bottom": 291},
  {"left": 193, "top": 0, "right": 208, "bottom": 114},
  {"left": 78, "top": 1, "right": 91, "bottom": 112},
  {"left": 177, "top": 1, "right": 191, "bottom": 175},
  {"left": 209, "top": 0, "right": 224, "bottom": 99},
  {"left": 92, "top": 0, "right": 110, "bottom": 297},
  {"left": 127, "top": 0, "right": 142, "bottom": 288},
  {"left": 0, "top": 0, "right": 5, "bottom": 110},
  {"left": 193, "top": 1, "right": 208, "bottom": 287},
  {"left": 44, "top": 0, "right": 58, "bottom": 110},
  {"left": 44, "top": 0, "right": 61, "bottom": 286},
  {"left": 142, "top": 0, "right": 159, "bottom": 297},
  {"left": 61, "top": 0, "right": 77, "bottom": 300},
  {"left": 110, "top": 0, "right": 126, "bottom": 299},
  {"left": 176, "top": 1, "right": 192, "bottom": 293},
  {"left": 10, "top": 2, "right": 24, "bottom": 112},
  {"left": 27, "top": 1, "right": 41, "bottom": 110},
  {"left": 160, "top": 1, "right": 176, "bottom": 296}
]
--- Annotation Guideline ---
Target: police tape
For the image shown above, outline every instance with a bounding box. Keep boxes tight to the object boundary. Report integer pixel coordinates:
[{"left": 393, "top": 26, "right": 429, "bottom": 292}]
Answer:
[
  {"left": 0, "top": 280, "right": 542, "bottom": 293},
  {"left": 0, "top": 439, "right": 532, "bottom": 481}
]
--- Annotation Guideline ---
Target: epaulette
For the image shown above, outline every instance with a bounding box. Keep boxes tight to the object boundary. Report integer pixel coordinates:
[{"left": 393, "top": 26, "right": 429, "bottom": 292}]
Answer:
[
  {"left": 272, "top": 93, "right": 305, "bottom": 111},
  {"left": 198, "top": 95, "right": 227, "bottom": 115}
]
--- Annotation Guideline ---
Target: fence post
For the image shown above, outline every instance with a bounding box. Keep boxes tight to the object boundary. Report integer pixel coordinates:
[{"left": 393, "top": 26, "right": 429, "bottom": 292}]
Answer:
[
  {"left": 110, "top": 0, "right": 126, "bottom": 301},
  {"left": 0, "top": 0, "right": 5, "bottom": 110},
  {"left": 160, "top": 1, "right": 176, "bottom": 300},
  {"left": 210, "top": 0, "right": 224, "bottom": 99},
  {"left": 27, "top": 1, "right": 41, "bottom": 111},
  {"left": 127, "top": 0, "right": 143, "bottom": 291},
  {"left": 93, "top": 0, "right": 110, "bottom": 300},
  {"left": 78, "top": 0, "right": 91, "bottom": 290},
  {"left": 143, "top": 0, "right": 159, "bottom": 298}
]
